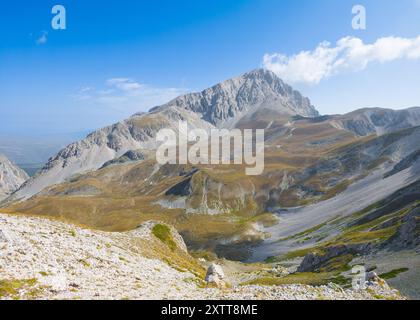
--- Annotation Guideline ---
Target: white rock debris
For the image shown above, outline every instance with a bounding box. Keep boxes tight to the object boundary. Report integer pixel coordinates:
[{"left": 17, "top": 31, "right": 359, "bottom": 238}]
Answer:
[{"left": 0, "top": 214, "right": 404, "bottom": 300}]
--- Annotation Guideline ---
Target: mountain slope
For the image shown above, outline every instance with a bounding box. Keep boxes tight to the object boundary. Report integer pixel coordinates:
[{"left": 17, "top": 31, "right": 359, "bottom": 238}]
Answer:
[
  {"left": 0, "top": 213, "right": 403, "bottom": 300},
  {"left": 9, "top": 107, "right": 214, "bottom": 201},
  {"left": 331, "top": 107, "right": 420, "bottom": 136},
  {"left": 258, "top": 180, "right": 419, "bottom": 298},
  {"left": 4, "top": 123, "right": 419, "bottom": 260},
  {"left": 151, "top": 69, "right": 319, "bottom": 127},
  {"left": 2, "top": 69, "right": 420, "bottom": 299},
  {"left": 9, "top": 71, "right": 420, "bottom": 203},
  {"left": 0, "top": 154, "right": 28, "bottom": 200},
  {"left": 250, "top": 126, "right": 420, "bottom": 259},
  {"left": 8, "top": 69, "right": 318, "bottom": 201}
]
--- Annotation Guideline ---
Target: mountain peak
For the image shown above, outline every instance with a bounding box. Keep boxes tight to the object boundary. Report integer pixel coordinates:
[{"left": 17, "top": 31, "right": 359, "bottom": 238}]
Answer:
[
  {"left": 242, "top": 68, "right": 278, "bottom": 80},
  {"left": 152, "top": 69, "right": 319, "bottom": 127}
]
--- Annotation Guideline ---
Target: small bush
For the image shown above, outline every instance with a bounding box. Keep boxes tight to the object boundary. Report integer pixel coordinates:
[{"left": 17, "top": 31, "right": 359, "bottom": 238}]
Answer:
[
  {"left": 152, "top": 224, "right": 177, "bottom": 251},
  {"left": 379, "top": 268, "right": 409, "bottom": 280},
  {"left": 0, "top": 279, "right": 37, "bottom": 298}
]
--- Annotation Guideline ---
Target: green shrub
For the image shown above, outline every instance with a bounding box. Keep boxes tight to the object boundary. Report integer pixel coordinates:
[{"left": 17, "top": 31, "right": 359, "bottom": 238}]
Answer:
[
  {"left": 152, "top": 224, "right": 177, "bottom": 251},
  {"left": 379, "top": 268, "right": 409, "bottom": 280}
]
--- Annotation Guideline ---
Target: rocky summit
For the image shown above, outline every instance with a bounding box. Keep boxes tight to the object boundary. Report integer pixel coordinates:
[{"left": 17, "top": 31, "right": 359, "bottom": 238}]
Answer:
[{"left": 152, "top": 69, "right": 319, "bottom": 126}]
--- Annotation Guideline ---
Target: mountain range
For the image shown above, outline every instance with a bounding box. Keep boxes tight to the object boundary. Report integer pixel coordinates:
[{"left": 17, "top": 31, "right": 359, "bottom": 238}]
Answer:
[{"left": 1, "top": 69, "right": 419, "bottom": 298}]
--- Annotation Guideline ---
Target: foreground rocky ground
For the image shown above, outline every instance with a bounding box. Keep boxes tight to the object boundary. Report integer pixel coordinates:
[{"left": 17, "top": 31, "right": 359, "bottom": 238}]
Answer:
[{"left": 0, "top": 213, "right": 404, "bottom": 300}]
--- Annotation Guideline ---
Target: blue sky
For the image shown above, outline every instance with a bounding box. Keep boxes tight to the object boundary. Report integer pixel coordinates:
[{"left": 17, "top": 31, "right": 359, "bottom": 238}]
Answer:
[{"left": 1, "top": 0, "right": 420, "bottom": 135}]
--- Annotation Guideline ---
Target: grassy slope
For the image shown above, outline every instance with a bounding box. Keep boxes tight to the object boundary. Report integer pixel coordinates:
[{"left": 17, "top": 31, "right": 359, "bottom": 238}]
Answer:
[{"left": 4, "top": 118, "right": 417, "bottom": 264}]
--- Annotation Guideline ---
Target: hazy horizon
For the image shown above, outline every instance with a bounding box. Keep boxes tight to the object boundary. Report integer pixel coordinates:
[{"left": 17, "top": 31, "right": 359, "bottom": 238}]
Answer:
[{"left": 2, "top": 0, "right": 420, "bottom": 136}]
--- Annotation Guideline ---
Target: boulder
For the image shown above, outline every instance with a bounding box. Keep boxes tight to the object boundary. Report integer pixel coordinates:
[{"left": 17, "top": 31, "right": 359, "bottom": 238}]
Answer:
[
  {"left": 205, "top": 263, "right": 226, "bottom": 287},
  {"left": 48, "top": 274, "right": 68, "bottom": 292},
  {"left": 366, "top": 271, "right": 380, "bottom": 282},
  {"left": 38, "top": 271, "right": 68, "bottom": 293}
]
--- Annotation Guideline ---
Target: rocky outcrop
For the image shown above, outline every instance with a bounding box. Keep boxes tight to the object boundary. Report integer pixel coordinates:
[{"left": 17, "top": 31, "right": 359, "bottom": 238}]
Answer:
[
  {"left": 293, "top": 126, "right": 420, "bottom": 202},
  {"left": 298, "top": 244, "right": 372, "bottom": 273},
  {"left": 352, "top": 180, "right": 420, "bottom": 228},
  {"left": 152, "top": 69, "right": 319, "bottom": 127},
  {"left": 385, "top": 206, "right": 420, "bottom": 250},
  {"left": 384, "top": 150, "right": 420, "bottom": 178},
  {"left": 366, "top": 271, "right": 380, "bottom": 283},
  {"left": 331, "top": 107, "right": 420, "bottom": 136},
  {"left": 101, "top": 149, "right": 146, "bottom": 169},
  {"left": 0, "top": 154, "right": 28, "bottom": 201},
  {"left": 205, "top": 264, "right": 226, "bottom": 288}
]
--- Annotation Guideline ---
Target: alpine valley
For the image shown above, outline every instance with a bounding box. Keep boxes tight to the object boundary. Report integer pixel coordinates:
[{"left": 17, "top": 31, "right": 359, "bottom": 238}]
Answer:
[{"left": 1, "top": 69, "right": 419, "bottom": 300}]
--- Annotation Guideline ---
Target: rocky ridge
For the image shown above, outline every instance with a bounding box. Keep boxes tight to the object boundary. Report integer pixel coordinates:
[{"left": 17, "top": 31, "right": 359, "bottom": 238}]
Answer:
[
  {"left": 331, "top": 107, "right": 420, "bottom": 136},
  {"left": 0, "top": 213, "right": 404, "bottom": 300},
  {"left": 0, "top": 154, "right": 28, "bottom": 201},
  {"left": 151, "top": 69, "right": 319, "bottom": 126}
]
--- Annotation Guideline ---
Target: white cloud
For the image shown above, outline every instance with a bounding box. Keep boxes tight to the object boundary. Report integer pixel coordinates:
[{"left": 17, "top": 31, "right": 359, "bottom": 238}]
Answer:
[
  {"left": 72, "top": 78, "right": 188, "bottom": 112},
  {"left": 36, "top": 31, "right": 48, "bottom": 45},
  {"left": 106, "top": 78, "right": 143, "bottom": 94},
  {"left": 263, "top": 36, "right": 420, "bottom": 84},
  {"left": 80, "top": 86, "right": 94, "bottom": 93}
]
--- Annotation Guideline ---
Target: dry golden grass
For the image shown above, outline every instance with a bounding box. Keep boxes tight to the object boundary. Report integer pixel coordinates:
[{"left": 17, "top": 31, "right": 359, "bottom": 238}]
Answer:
[{"left": 3, "top": 116, "right": 378, "bottom": 252}]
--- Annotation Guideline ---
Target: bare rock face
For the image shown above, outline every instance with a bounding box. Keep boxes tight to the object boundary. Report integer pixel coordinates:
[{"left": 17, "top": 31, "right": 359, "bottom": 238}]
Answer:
[
  {"left": 100, "top": 149, "right": 146, "bottom": 169},
  {"left": 385, "top": 206, "right": 420, "bottom": 249},
  {"left": 331, "top": 107, "right": 420, "bottom": 136},
  {"left": 205, "top": 263, "right": 226, "bottom": 288},
  {"left": 298, "top": 244, "right": 372, "bottom": 273},
  {"left": 153, "top": 69, "right": 319, "bottom": 127},
  {"left": 0, "top": 154, "right": 29, "bottom": 200}
]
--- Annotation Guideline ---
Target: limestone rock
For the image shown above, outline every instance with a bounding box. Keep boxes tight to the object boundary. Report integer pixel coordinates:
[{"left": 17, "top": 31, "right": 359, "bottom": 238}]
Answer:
[
  {"left": 0, "top": 213, "right": 405, "bottom": 300},
  {"left": 205, "top": 263, "right": 226, "bottom": 287},
  {"left": 0, "top": 154, "right": 28, "bottom": 200},
  {"left": 298, "top": 244, "right": 372, "bottom": 273}
]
